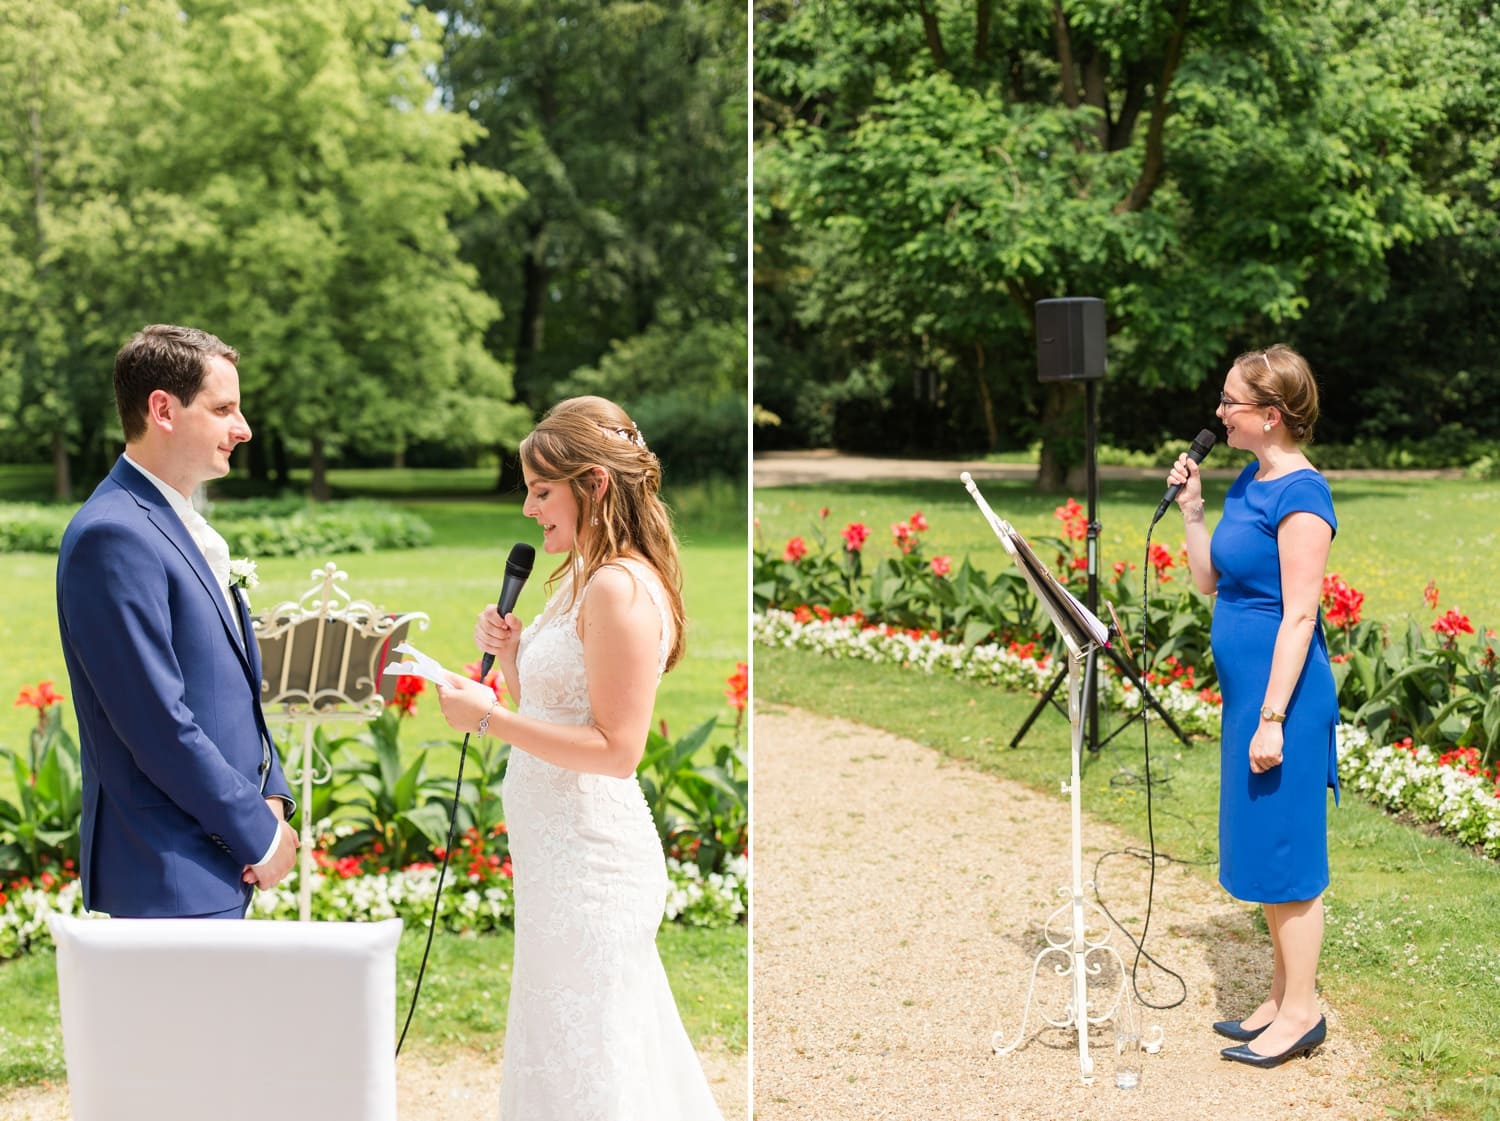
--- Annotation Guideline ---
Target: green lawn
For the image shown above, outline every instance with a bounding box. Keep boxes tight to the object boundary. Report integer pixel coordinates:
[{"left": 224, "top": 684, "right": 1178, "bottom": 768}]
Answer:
[{"left": 755, "top": 471, "right": 1500, "bottom": 1121}]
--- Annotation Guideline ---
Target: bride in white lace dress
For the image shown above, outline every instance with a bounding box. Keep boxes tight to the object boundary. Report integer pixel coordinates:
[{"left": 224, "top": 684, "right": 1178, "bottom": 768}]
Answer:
[{"left": 437, "top": 396, "right": 725, "bottom": 1121}]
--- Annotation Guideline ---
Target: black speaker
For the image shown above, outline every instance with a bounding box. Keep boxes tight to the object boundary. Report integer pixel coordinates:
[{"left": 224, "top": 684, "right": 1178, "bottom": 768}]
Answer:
[{"left": 1035, "top": 297, "right": 1106, "bottom": 382}]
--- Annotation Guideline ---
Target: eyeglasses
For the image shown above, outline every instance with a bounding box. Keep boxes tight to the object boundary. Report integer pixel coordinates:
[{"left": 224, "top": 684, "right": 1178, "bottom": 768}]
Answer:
[{"left": 1218, "top": 391, "right": 1257, "bottom": 408}]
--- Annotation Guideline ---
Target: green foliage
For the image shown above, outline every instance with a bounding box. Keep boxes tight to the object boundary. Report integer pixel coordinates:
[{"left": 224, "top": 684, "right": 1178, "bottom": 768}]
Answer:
[
  {"left": 217, "top": 499, "right": 433, "bottom": 558},
  {"left": 556, "top": 317, "right": 748, "bottom": 483},
  {"left": 0, "top": 504, "right": 70, "bottom": 554},
  {"left": 0, "top": 706, "right": 82, "bottom": 880},
  {"left": 0, "top": 0, "right": 527, "bottom": 498},
  {"left": 320, "top": 709, "right": 458, "bottom": 867},
  {"left": 638, "top": 717, "right": 748, "bottom": 875},
  {"left": 754, "top": 0, "right": 1494, "bottom": 464},
  {"left": 0, "top": 497, "right": 433, "bottom": 557}
]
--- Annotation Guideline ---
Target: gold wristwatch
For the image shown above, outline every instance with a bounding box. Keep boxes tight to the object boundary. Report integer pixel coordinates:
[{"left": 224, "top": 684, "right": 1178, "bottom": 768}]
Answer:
[{"left": 1260, "top": 706, "right": 1286, "bottom": 724}]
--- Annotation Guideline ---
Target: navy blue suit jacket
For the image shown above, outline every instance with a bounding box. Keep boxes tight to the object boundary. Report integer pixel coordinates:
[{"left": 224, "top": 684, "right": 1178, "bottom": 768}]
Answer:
[{"left": 56, "top": 458, "right": 293, "bottom": 917}]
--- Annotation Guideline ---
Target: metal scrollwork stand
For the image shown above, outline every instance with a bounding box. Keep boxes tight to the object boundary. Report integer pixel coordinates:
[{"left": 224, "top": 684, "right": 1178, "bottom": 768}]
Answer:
[
  {"left": 962, "top": 474, "right": 1163, "bottom": 1084},
  {"left": 253, "top": 563, "right": 428, "bottom": 921}
]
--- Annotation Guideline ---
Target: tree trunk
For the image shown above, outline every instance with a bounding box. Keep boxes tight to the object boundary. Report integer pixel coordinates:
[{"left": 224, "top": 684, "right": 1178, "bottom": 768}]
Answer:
[
  {"left": 308, "top": 434, "right": 331, "bottom": 502},
  {"left": 271, "top": 432, "right": 290, "bottom": 491},
  {"left": 52, "top": 431, "right": 71, "bottom": 502},
  {"left": 1035, "top": 381, "right": 1084, "bottom": 491},
  {"left": 392, "top": 442, "right": 406, "bottom": 470},
  {"left": 974, "top": 342, "right": 998, "bottom": 451},
  {"left": 974, "top": 0, "right": 992, "bottom": 63},
  {"left": 516, "top": 217, "right": 547, "bottom": 396}
]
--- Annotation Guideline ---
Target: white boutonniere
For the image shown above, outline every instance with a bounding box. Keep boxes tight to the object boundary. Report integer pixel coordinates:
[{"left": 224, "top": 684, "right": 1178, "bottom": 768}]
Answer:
[{"left": 228, "top": 557, "right": 259, "bottom": 591}]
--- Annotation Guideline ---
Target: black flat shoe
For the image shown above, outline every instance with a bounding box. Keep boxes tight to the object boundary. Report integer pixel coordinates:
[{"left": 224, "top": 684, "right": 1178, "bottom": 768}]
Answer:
[
  {"left": 1213, "top": 1019, "right": 1267, "bottom": 1042},
  {"left": 1220, "top": 1016, "right": 1327, "bottom": 1067}
]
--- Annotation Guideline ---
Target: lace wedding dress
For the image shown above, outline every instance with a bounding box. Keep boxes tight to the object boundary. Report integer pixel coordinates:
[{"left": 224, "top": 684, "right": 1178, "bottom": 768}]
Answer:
[{"left": 499, "top": 559, "right": 724, "bottom": 1120}]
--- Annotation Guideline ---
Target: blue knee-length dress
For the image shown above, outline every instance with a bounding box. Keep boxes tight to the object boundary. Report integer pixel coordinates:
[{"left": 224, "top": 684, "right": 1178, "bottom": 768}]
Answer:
[{"left": 1209, "top": 464, "right": 1340, "bottom": 904}]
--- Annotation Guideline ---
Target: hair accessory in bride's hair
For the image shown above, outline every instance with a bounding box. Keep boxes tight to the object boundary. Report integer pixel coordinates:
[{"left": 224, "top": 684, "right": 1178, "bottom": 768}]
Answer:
[{"left": 601, "top": 423, "right": 646, "bottom": 449}]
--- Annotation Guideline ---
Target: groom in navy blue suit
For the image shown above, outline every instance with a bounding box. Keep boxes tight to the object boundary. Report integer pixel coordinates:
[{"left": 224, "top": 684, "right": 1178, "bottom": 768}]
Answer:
[{"left": 57, "top": 324, "right": 297, "bottom": 918}]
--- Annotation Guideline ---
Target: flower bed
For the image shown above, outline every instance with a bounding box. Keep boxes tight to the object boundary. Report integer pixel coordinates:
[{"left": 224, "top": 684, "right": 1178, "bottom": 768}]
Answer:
[
  {"left": 757, "top": 609, "right": 1500, "bottom": 861},
  {"left": 753, "top": 608, "right": 1225, "bottom": 736},
  {"left": 0, "top": 846, "right": 747, "bottom": 960}
]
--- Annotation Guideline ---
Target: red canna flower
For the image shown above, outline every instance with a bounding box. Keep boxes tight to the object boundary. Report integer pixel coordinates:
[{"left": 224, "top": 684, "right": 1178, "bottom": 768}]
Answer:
[
  {"left": 14, "top": 681, "right": 64, "bottom": 713},
  {"left": 930, "top": 555, "right": 951, "bottom": 578},
  {"left": 1053, "top": 498, "right": 1087, "bottom": 542},
  {"left": 1423, "top": 580, "right": 1440, "bottom": 609},
  {"left": 1148, "top": 544, "right": 1175, "bottom": 582},
  {"left": 725, "top": 662, "right": 748, "bottom": 712},
  {"left": 909, "top": 510, "right": 929, "bottom": 533},
  {"left": 388, "top": 674, "right": 425, "bottom": 715},
  {"left": 891, "top": 521, "right": 913, "bottom": 552},
  {"left": 1321, "top": 573, "right": 1365, "bottom": 630},
  {"left": 842, "top": 523, "right": 871, "bottom": 552},
  {"left": 464, "top": 660, "right": 506, "bottom": 700},
  {"left": 783, "top": 536, "right": 808, "bottom": 563},
  {"left": 1432, "top": 609, "right": 1475, "bottom": 640}
]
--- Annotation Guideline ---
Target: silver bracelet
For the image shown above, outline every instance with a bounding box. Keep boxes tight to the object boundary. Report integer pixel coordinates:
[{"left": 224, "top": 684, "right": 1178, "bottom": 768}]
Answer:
[{"left": 476, "top": 702, "right": 499, "bottom": 738}]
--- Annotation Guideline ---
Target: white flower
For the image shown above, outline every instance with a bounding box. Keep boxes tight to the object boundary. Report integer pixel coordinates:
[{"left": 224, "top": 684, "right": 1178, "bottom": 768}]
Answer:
[{"left": 228, "top": 557, "right": 259, "bottom": 590}]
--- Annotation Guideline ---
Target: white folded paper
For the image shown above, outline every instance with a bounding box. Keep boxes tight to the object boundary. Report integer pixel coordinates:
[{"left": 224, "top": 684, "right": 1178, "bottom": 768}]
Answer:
[{"left": 381, "top": 641, "right": 454, "bottom": 687}]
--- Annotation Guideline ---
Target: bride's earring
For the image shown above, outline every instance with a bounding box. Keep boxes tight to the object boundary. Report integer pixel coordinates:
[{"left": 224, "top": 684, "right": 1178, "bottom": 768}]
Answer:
[{"left": 1263, "top": 421, "right": 1272, "bottom": 432}]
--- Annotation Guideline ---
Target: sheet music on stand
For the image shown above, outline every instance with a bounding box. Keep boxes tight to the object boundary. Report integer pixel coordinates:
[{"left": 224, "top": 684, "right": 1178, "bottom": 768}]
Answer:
[{"left": 960, "top": 472, "right": 1107, "bottom": 653}]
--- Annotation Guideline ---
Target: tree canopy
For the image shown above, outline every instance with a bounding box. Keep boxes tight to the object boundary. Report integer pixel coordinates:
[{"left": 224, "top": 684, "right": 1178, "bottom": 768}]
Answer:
[{"left": 755, "top": 0, "right": 1499, "bottom": 484}]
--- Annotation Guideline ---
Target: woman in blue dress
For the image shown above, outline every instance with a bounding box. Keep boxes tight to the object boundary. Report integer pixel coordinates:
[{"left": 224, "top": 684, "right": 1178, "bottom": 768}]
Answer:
[{"left": 1166, "top": 344, "right": 1338, "bottom": 1068}]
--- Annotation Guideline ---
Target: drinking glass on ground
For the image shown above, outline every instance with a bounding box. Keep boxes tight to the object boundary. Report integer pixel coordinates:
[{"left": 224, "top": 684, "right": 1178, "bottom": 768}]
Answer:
[{"left": 1114, "top": 991, "right": 1143, "bottom": 1089}]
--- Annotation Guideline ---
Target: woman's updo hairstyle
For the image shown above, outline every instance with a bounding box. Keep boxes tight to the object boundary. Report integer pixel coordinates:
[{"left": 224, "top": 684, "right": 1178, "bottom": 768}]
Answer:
[
  {"left": 519, "top": 396, "right": 686, "bottom": 671},
  {"left": 1234, "top": 344, "right": 1320, "bottom": 444}
]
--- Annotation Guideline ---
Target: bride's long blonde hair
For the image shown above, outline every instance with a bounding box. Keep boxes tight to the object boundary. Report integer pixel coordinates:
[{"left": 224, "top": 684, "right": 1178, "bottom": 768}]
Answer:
[{"left": 519, "top": 396, "right": 687, "bottom": 671}]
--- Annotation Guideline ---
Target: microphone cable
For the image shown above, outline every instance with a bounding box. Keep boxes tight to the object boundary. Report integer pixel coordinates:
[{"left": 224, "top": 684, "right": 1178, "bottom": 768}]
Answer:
[
  {"left": 1103, "top": 518, "right": 1184, "bottom": 1011},
  {"left": 395, "top": 728, "right": 474, "bottom": 1057}
]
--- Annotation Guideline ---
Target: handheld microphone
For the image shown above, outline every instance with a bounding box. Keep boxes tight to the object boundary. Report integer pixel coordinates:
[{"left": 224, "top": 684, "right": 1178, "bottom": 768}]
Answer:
[
  {"left": 1151, "top": 429, "right": 1217, "bottom": 526},
  {"left": 480, "top": 542, "right": 536, "bottom": 677}
]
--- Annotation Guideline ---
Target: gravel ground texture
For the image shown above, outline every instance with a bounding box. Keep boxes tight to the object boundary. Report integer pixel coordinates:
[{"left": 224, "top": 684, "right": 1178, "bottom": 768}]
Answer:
[
  {"left": 752, "top": 705, "right": 1394, "bottom": 1121},
  {"left": 0, "top": 1018, "right": 743, "bottom": 1121}
]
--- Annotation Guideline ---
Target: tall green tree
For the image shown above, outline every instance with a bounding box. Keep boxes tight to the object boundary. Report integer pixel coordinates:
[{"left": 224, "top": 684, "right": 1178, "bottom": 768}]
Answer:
[
  {"left": 756, "top": 0, "right": 1463, "bottom": 486},
  {"left": 429, "top": 0, "right": 748, "bottom": 483},
  {"left": 0, "top": 0, "right": 528, "bottom": 499}
]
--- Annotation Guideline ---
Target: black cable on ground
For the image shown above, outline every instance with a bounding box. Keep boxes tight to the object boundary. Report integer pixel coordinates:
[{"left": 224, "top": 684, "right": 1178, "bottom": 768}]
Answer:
[{"left": 395, "top": 730, "right": 473, "bottom": 1057}]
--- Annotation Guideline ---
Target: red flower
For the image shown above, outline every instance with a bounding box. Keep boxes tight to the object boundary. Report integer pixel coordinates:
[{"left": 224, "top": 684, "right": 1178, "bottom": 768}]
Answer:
[
  {"left": 792, "top": 605, "right": 814, "bottom": 624},
  {"left": 1148, "top": 544, "right": 1175, "bottom": 581},
  {"left": 464, "top": 660, "right": 506, "bottom": 700},
  {"left": 930, "top": 555, "right": 951, "bottom": 578},
  {"left": 819, "top": 506, "right": 830, "bottom": 520},
  {"left": 725, "top": 662, "right": 748, "bottom": 712},
  {"left": 813, "top": 605, "right": 831, "bottom": 621},
  {"left": 1432, "top": 609, "right": 1475, "bottom": 639},
  {"left": 783, "top": 536, "right": 808, "bottom": 563},
  {"left": 891, "top": 522, "right": 913, "bottom": 552},
  {"left": 14, "top": 681, "right": 64, "bottom": 712},
  {"left": 1053, "top": 498, "right": 1087, "bottom": 541},
  {"left": 842, "top": 523, "right": 871, "bottom": 552},
  {"left": 1321, "top": 573, "right": 1365, "bottom": 630},
  {"left": 1423, "top": 580, "right": 1440, "bottom": 609},
  {"left": 389, "top": 674, "right": 425, "bottom": 715},
  {"left": 1070, "top": 556, "right": 1088, "bottom": 571},
  {"left": 909, "top": 510, "right": 929, "bottom": 533}
]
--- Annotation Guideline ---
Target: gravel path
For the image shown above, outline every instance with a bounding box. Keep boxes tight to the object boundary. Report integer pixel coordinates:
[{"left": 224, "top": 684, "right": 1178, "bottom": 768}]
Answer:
[
  {"left": 752, "top": 705, "right": 1392, "bottom": 1120},
  {"left": 0, "top": 1023, "right": 745, "bottom": 1120}
]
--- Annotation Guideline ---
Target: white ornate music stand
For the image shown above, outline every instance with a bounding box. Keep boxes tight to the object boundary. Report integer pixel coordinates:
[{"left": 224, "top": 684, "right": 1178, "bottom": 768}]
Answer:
[
  {"left": 961, "top": 473, "right": 1163, "bottom": 1083},
  {"left": 253, "top": 563, "right": 428, "bottom": 920}
]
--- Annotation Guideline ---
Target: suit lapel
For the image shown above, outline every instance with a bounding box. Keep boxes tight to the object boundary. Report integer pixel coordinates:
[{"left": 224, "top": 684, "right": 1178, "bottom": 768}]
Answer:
[{"left": 111, "top": 459, "right": 254, "bottom": 679}]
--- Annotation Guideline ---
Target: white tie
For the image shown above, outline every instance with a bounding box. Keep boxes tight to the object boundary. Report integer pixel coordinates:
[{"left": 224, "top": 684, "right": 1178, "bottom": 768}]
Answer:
[{"left": 183, "top": 507, "right": 232, "bottom": 592}]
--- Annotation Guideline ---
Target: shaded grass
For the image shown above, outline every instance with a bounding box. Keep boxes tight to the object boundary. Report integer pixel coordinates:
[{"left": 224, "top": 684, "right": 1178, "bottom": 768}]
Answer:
[
  {"left": 0, "top": 921, "right": 746, "bottom": 1090},
  {"left": 756, "top": 644, "right": 1500, "bottom": 1120},
  {"left": 754, "top": 473, "right": 1500, "bottom": 630}
]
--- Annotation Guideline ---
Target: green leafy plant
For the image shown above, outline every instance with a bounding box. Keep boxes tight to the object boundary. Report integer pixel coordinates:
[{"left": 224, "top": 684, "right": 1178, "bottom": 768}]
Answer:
[
  {"left": 638, "top": 717, "right": 748, "bottom": 875},
  {"left": 0, "top": 687, "right": 82, "bottom": 880}
]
